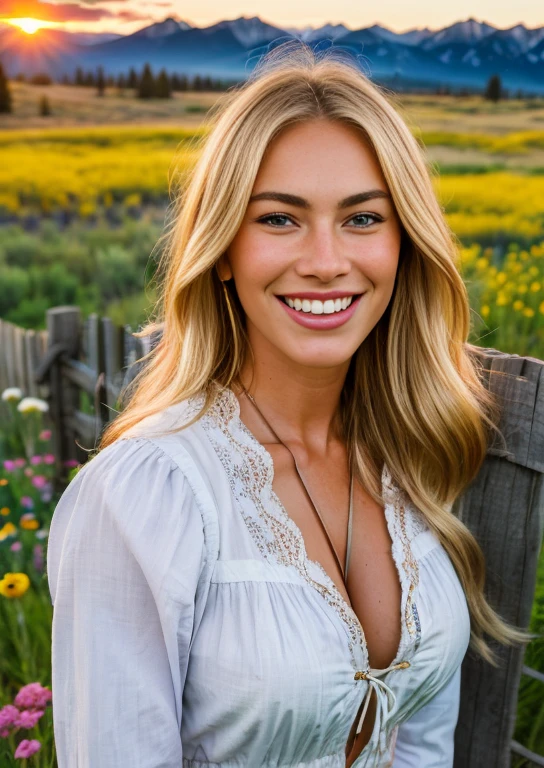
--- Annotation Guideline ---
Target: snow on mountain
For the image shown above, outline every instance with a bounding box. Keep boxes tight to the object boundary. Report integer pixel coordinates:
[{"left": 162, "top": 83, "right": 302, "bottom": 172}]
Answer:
[
  {"left": 422, "top": 18, "right": 496, "bottom": 50},
  {"left": 211, "top": 16, "right": 286, "bottom": 47},
  {"left": 132, "top": 17, "right": 193, "bottom": 39}
]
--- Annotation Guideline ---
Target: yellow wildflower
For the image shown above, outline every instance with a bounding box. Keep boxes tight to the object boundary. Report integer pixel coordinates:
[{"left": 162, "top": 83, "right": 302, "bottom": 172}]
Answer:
[
  {"left": 513, "top": 300, "right": 524, "bottom": 311},
  {"left": 497, "top": 293, "right": 509, "bottom": 307},
  {"left": 529, "top": 266, "right": 540, "bottom": 276},
  {"left": 523, "top": 308, "right": 535, "bottom": 317},
  {"left": 496, "top": 272, "right": 507, "bottom": 285},
  {"left": 481, "top": 305, "right": 490, "bottom": 318},
  {"left": 540, "top": 301, "right": 544, "bottom": 315},
  {"left": 20, "top": 516, "right": 39, "bottom": 530},
  {"left": 476, "top": 258, "right": 489, "bottom": 270},
  {"left": 1, "top": 507, "right": 10, "bottom": 515},
  {"left": 0, "top": 522, "right": 17, "bottom": 540},
  {"left": 517, "top": 284, "right": 528, "bottom": 294},
  {"left": 530, "top": 282, "right": 541, "bottom": 292},
  {"left": 0, "top": 573, "right": 30, "bottom": 599}
]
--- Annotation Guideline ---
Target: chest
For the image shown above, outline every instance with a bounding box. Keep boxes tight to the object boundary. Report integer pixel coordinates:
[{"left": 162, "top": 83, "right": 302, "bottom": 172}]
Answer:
[{"left": 265, "top": 443, "right": 403, "bottom": 673}]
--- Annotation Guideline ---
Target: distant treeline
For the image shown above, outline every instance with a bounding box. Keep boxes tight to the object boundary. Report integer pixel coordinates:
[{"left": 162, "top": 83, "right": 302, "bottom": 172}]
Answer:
[{"left": 13, "top": 63, "right": 238, "bottom": 96}]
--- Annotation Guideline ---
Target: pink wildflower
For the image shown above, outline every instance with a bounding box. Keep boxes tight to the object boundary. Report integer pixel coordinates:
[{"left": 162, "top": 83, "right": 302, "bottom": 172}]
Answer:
[
  {"left": 39, "top": 430, "right": 52, "bottom": 441},
  {"left": 31, "top": 476, "right": 47, "bottom": 489},
  {"left": 15, "top": 709, "right": 45, "bottom": 729},
  {"left": 13, "top": 459, "right": 26, "bottom": 469},
  {"left": 20, "top": 497, "right": 34, "bottom": 509},
  {"left": 10, "top": 541, "right": 22, "bottom": 552},
  {"left": 14, "top": 739, "right": 41, "bottom": 758},
  {"left": 0, "top": 704, "right": 20, "bottom": 729},
  {"left": 23, "top": 468, "right": 34, "bottom": 477},
  {"left": 3, "top": 460, "right": 15, "bottom": 471},
  {"left": 14, "top": 683, "right": 52, "bottom": 711},
  {"left": 43, "top": 454, "right": 55, "bottom": 465},
  {"left": 63, "top": 459, "right": 79, "bottom": 468},
  {"left": 30, "top": 456, "right": 42, "bottom": 466}
]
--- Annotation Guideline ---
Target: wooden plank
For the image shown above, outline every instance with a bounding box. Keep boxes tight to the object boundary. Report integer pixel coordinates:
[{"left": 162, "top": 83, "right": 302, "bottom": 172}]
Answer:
[{"left": 453, "top": 352, "right": 544, "bottom": 768}]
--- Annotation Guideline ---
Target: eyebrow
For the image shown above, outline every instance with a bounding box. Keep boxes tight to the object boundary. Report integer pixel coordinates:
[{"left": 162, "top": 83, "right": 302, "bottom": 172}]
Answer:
[{"left": 248, "top": 189, "right": 391, "bottom": 209}]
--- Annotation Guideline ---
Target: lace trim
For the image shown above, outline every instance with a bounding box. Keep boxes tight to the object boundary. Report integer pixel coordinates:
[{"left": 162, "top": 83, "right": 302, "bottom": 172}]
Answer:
[{"left": 198, "top": 385, "right": 423, "bottom": 670}]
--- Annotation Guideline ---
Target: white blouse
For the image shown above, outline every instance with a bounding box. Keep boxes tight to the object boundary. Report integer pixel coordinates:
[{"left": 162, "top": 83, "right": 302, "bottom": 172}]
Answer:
[{"left": 47, "top": 384, "right": 471, "bottom": 768}]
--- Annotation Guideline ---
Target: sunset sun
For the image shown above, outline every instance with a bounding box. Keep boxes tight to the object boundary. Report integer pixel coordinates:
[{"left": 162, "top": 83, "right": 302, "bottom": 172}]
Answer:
[{"left": 9, "top": 18, "right": 43, "bottom": 34}]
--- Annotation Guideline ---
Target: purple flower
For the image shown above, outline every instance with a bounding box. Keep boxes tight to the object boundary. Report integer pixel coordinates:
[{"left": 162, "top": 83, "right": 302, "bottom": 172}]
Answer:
[
  {"left": 10, "top": 541, "right": 22, "bottom": 552},
  {"left": 14, "top": 738, "right": 41, "bottom": 758},
  {"left": 14, "top": 683, "right": 52, "bottom": 711},
  {"left": 15, "top": 709, "right": 45, "bottom": 729},
  {"left": 3, "top": 460, "right": 15, "bottom": 471},
  {"left": 31, "top": 475, "right": 47, "bottom": 489},
  {"left": 0, "top": 704, "right": 19, "bottom": 729},
  {"left": 43, "top": 454, "right": 55, "bottom": 465},
  {"left": 20, "top": 497, "right": 34, "bottom": 509},
  {"left": 30, "top": 456, "right": 42, "bottom": 466},
  {"left": 40, "top": 489, "right": 53, "bottom": 503},
  {"left": 33, "top": 544, "right": 44, "bottom": 573},
  {"left": 63, "top": 459, "right": 79, "bottom": 468}
]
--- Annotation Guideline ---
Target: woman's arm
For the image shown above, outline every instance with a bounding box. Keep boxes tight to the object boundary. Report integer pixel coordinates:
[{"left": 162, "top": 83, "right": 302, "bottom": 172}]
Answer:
[
  {"left": 47, "top": 438, "right": 205, "bottom": 768},
  {"left": 391, "top": 665, "right": 462, "bottom": 768}
]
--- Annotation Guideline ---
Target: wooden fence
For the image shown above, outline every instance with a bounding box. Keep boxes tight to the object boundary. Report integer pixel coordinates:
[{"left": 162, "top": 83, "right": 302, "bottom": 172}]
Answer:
[{"left": 1, "top": 305, "right": 543, "bottom": 767}]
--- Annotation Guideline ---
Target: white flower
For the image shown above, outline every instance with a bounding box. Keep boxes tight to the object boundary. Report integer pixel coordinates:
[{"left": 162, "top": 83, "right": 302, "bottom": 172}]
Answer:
[
  {"left": 35, "top": 529, "right": 49, "bottom": 540},
  {"left": 17, "top": 397, "right": 49, "bottom": 414},
  {"left": 2, "top": 387, "right": 23, "bottom": 403}
]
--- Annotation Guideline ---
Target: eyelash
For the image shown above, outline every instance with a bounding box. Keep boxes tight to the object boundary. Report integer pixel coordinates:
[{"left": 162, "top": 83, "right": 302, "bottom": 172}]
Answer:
[{"left": 256, "top": 212, "right": 383, "bottom": 229}]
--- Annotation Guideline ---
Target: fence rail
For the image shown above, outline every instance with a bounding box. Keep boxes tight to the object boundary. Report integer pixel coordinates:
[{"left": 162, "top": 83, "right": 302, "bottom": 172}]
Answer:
[{"left": 1, "top": 305, "right": 543, "bottom": 768}]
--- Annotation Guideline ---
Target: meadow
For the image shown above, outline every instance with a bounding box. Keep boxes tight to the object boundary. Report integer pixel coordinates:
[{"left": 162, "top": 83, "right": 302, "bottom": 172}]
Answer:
[{"left": 0, "top": 87, "right": 543, "bottom": 766}]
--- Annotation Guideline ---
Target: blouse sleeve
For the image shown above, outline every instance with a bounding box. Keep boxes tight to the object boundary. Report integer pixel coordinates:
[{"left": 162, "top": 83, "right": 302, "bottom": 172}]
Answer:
[
  {"left": 391, "top": 665, "right": 462, "bottom": 768},
  {"left": 46, "top": 437, "right": 206, "bottom": 768}
]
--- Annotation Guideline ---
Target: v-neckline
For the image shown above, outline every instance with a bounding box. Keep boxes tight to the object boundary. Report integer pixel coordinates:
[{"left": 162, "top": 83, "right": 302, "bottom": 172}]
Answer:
[{"left": 200, "top": 383, "right": 421, "bottom": 674}]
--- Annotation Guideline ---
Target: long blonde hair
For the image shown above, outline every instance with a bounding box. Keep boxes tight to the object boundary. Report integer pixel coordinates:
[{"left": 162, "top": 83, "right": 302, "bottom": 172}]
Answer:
[{"left": 99, "top": 41, "right": 530, "bottom": 663}]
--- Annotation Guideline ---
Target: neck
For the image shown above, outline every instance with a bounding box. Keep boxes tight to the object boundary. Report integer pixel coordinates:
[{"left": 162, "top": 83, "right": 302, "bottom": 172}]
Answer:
[{"left": 235, "top": 350, "right": 351, "bottom": 455}]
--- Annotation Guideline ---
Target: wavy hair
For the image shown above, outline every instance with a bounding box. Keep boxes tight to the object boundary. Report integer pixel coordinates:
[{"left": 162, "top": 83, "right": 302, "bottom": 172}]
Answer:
[{"left": 99, "top": 41, "right": 530, "bottom": 662}]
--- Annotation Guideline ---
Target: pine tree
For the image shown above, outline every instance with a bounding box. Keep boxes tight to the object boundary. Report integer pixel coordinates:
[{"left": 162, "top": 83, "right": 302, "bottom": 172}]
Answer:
[
  {"left": 96, "top": 65, "right": 105, "bottom": 97},
  {"left": 128, "top": 67, "right": 138, "bottom": 89},
  {"left": 484, "top": 74, "right": 502, "bottom": 102},
  {"left": 117, "top": 73, "right": 126, "bottom": 91},
  {"left": 156, "top": 68, "right": 171, "bottom": 98},
  {"left": 84, "top": 71, "right": 95, "bottom": 87},
  {"left": 75, "top": 66, "right": 84, "bottom": 86},
  {"left": 0, "top": 62, "right": 12, "bottom": 114},
  {"left": 138, "top": 63, "right": 155, "bottom": 99},
  {"left": 39, "top": 95, "right": 51, "bottom": 116}
]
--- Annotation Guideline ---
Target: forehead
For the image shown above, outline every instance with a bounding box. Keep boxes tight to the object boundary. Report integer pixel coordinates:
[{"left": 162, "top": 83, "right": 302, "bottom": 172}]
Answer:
[{"left": 253, "top": 119, "right": 387, "bottom": 193}]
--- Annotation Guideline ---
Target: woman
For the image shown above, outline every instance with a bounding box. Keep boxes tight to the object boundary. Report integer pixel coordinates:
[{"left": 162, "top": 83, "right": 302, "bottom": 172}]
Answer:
[{"left": 47, "top": 43, "right": 527, "bottom": 767}]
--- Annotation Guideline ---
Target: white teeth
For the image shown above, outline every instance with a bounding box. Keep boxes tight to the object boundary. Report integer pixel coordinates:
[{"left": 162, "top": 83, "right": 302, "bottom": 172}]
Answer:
[{"left": 283, "top": 296, "right": 356, "bottom": 315}]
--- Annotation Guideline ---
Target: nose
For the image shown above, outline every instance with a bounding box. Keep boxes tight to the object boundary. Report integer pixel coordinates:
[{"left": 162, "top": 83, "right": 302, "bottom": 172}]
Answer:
[{"left": 295, "top": 225, "right": 351, "bottom": 283}]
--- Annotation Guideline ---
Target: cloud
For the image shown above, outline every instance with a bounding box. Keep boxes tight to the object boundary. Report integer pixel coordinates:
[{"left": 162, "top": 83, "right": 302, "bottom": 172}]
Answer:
[{"left": 0, "top": 0, "right": 150, "bottom": 22}]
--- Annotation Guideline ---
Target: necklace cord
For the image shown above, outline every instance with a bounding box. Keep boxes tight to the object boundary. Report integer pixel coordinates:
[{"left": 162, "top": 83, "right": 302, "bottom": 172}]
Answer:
[{"left": 240, "top": 387, "right": 354, "bottom": 584}]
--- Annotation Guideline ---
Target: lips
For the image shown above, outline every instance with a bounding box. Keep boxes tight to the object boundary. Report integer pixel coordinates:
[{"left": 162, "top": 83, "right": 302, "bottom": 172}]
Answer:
[{"left": 276, "top": 292, "right": 365, "bottom": 330}]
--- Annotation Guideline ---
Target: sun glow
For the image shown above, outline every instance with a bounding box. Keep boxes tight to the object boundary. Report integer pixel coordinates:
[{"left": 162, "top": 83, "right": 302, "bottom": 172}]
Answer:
[{"left": 9, "top": 18, "right": 44, "bottom": 34}]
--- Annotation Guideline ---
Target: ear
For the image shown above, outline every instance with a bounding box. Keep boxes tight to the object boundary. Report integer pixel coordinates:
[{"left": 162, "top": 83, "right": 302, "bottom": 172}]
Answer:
[{"left": 216, "top": 252, "right": 233, "bottom": 282}]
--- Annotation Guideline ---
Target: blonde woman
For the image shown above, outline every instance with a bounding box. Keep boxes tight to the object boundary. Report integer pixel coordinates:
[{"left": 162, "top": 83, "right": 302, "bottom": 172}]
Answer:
[{"left": 47, "top": 43, "right": 526, "bottom": 768}]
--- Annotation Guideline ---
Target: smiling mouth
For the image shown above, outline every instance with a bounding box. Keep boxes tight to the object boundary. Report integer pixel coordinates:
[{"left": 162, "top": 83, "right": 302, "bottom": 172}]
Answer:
[{"left": 278, "top": 295, "right": 363, "bottom": 315}]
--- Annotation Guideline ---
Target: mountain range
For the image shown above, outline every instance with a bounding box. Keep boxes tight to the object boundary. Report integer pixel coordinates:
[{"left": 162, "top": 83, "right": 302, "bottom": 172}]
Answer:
[{"left": 1, "top": 16, "right": 543, "bottom": 93}]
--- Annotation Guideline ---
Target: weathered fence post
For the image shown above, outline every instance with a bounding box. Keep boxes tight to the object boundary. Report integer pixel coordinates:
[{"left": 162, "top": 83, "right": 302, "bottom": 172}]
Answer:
[
  {"left": 35, "top": 307, "right": 81, "bottom": 481},
  {"left": 453, "top": 347, "right": 544, "bottom": 768}
]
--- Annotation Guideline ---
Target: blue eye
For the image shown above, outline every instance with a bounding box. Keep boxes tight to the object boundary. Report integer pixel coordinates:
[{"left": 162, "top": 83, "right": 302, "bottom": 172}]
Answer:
[
  {"left": 348, "top": 213, "right": 382, "bottom": 228},
  {"left": 257, "top": 213, "right": 294, "bottom": 227}
]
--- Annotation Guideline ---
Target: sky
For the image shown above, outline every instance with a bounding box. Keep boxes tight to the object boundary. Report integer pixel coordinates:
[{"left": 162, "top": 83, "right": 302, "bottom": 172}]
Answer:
[{"left": 1, "top": 0, "right": 543, "bottom": 35}]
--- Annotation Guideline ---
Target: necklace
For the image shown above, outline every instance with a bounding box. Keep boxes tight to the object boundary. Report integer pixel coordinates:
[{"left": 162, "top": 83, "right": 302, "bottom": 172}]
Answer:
[{"left": 240, "top": 387, "right": 354, "bottom": 583}]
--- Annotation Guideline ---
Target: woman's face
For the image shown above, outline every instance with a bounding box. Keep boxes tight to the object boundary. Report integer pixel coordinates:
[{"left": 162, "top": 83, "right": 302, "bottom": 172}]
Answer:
[{"left": 219, "top": 118, "right": 403, "bottom": 371}]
